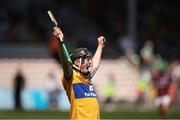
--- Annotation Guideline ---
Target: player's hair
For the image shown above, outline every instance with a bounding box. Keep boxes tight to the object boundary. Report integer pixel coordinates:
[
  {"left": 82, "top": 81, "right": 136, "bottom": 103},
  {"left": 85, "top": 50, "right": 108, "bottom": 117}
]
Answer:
[{"left": 70, "top": 48, "right": 92, "bottom": 63}]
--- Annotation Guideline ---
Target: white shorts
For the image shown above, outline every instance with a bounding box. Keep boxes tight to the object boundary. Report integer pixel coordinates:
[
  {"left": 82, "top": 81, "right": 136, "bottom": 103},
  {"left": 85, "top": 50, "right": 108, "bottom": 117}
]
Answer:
[{"left": 155, "top": 95, "right": 171, "bottom": 106}]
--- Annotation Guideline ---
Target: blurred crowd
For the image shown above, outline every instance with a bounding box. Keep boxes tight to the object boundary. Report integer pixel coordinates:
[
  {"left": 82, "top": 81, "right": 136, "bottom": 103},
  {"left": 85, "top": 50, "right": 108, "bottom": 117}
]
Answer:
[
  {"left": 101, "top": 40, "right": 180, "bottom": 119},
  {"left": 125, "top": 40, "right": 180, "bottom": 118},
  {"left": 0, "top": 0, "right": 179, "bottom": 59},
  {"left": 0, "top": 0, "right": 124, "bottom": 59}
]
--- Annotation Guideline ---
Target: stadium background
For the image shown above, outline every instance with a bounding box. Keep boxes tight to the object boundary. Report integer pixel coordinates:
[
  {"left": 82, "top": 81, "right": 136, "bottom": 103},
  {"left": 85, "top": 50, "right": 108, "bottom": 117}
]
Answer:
[{"left": 0, "top": 0, "right": 180, "bottom": 119}]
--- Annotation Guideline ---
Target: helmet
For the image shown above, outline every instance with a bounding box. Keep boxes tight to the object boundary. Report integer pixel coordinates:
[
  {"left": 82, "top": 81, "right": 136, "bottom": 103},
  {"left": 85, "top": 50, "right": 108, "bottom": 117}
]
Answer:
[{"left": 70, "top": 48, "right": 92, "bottom": 63}]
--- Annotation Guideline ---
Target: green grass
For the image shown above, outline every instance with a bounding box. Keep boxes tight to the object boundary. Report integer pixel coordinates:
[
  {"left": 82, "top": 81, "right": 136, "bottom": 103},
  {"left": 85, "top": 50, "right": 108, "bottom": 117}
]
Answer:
[{"left": 0, "top": 110, "right": 180, "bottom": 119}]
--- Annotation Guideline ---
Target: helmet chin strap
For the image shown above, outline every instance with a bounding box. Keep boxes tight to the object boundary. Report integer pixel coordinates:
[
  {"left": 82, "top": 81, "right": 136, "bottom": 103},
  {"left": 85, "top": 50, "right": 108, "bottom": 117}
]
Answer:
[
  {"left": 72, "top": 64, "right": 80, "bottom": 71},
  {"left": 72, "top": 64, "right": 80, "bottom": 70},
  {"left": 72, "top": 57, "right": 82, "bottom": 72},
  {"left": 79, "top": 57, "right": 82, "bottom": 68}
]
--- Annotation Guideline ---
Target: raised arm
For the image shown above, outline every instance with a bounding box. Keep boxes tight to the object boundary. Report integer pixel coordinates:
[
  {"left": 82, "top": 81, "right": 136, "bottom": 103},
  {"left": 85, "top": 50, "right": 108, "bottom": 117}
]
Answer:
[
  {"left": 53, "top": 27, "right": 73, "bottom": 80},
  {"left": 91, "top": 36, "right": 105, "bottom": 77}
]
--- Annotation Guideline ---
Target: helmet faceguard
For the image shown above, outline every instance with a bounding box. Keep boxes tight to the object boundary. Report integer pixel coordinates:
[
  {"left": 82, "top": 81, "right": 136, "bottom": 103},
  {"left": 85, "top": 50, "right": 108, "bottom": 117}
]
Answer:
[{"left": 70, "top": 48, "right": 92, "bottom": 64}]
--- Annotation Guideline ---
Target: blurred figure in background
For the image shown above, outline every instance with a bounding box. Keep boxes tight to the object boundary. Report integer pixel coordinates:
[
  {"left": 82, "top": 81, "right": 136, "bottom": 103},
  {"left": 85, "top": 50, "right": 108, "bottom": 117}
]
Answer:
[
  {"left": 140, "top": 40, "right": 154, "bottom": 69},
  {"left": 136, "top": 66, "right": 151, "bottom": 111},
  {"left": 151, "top": 67, "right": 172, "bottom": 119},
  {"left": 13, "top": 67, "right": 25, "bottom": 110},
  {"left": 103, "top": 74, "right": 116, "bottom": 111},
  {"left": 49, "top": 37, "right": 60, "bottom": 63},
  {"left": 104, "top": 74, "right": 116, "bottom": 104},
  {"left": 45, "top": 72, "right": 60, "bottom": 111},
  {"left": 169, "top": 59, "right": 180, "bottom": 109},
  {"left": 124, "top": 48, "right": 140, "bottom": 69},
  {"left": 117, "top": 33, "right": 137, "bottom": 56}
]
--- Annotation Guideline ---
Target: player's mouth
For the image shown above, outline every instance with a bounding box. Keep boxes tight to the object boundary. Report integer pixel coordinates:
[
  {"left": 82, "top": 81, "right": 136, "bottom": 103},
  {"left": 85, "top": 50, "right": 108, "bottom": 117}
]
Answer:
[
  {"left": 87, "top": 65, "right": 90, "bottom": 69},
  {"left": 87, "top": 64, "right": 92, "bottom": 71}
]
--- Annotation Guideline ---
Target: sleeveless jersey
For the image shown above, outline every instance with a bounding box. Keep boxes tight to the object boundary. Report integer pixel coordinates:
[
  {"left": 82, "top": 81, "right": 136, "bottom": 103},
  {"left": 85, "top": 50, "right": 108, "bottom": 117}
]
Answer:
[{"left": 61, "top": 70, "right": 100, "bottom": 120}]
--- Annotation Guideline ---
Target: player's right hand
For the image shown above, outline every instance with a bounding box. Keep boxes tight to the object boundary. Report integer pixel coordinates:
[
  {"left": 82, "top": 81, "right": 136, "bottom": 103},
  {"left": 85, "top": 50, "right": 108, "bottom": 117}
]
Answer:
[
  {"left": 53, "top": 27, "right": 64, "bottom": 40},
  {"left": 97, "top": 36, "right": 105, "bottom": 48}
]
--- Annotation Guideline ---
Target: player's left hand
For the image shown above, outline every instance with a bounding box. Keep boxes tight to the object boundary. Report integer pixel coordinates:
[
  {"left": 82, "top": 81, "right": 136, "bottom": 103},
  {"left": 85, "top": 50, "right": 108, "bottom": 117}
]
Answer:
[{"left": 97, "top": 36, "right": 105, "bottom": 48}]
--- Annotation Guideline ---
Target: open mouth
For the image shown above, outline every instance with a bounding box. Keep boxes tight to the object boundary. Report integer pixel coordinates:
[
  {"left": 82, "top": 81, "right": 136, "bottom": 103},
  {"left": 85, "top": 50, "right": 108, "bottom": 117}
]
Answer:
[
  {"left": 87, "top": 65, "right": 90, "bottom": 69},
  {"left": 87, "top": 64, "right": 92, "bottom": 71}
]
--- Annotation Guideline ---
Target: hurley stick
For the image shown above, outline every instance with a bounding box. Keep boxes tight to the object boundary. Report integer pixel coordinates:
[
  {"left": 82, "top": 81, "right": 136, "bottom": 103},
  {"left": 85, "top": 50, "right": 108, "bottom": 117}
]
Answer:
[
  {"left": 47, "top": 10, "right": 63, "bottom": 42},
  {"left": 47, "top": 10, "right": 73, "bottom": 64}
]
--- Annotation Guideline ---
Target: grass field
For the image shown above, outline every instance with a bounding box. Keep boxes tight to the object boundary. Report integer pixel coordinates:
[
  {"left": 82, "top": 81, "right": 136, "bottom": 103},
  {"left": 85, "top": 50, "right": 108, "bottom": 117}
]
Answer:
[{"left": 0, "top": 110, "right": 180, "bottom": 119}]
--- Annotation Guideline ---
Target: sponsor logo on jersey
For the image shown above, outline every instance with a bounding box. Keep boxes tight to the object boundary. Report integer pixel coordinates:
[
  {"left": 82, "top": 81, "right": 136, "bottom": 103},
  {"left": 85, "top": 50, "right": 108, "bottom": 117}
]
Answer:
[{"left": 73, "top": 83, "right": 96, "bottom": 99}]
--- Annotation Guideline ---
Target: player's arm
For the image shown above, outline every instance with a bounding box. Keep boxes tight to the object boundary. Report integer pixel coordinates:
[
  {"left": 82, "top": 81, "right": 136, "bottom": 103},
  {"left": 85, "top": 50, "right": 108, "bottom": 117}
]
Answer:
[
  {"left": 53, "top": 27, "right": 73, "bottom": 80},
  {"left": 90, "top": 36, "right": 105, "bottom": 77}
]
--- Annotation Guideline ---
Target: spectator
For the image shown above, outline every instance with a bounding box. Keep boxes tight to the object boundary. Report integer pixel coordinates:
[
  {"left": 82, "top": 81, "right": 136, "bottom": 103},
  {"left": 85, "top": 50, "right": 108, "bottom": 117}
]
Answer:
[
  {"left": 136, "top": 67, "right": 151, "bottom": 110},
  {"left": 13, "top": 67, "right": 25, "bottom": 110},
  {"left": 140, "top": 40, "right": 154, "bottom": 68},
  {"left": 45, "top": 72, "right": 60, "bottom": 111},
  {"left": 169, "top": 59, "right": 180, "bottom": 109},
  {"left": 104, "top": 74, "right": 116, "bottom": 104},
  {"left": 151, "top": 67, "right": 172, "bottom": 119},
  {"left": 49, "top": 37, "right": 60, "bottom": 63}
]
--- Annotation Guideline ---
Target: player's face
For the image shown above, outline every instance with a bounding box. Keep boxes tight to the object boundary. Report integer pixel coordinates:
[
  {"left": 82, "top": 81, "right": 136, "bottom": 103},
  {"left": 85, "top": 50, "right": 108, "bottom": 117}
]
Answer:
[{"left": 80, "top": 57, "right": 92, "bottom": 73}]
